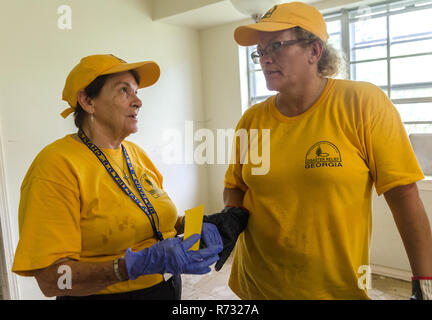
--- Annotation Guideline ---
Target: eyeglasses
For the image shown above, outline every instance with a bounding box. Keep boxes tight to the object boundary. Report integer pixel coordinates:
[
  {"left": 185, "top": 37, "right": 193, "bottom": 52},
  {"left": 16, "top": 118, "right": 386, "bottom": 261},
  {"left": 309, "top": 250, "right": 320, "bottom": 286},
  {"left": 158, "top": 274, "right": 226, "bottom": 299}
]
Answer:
[{"left": 250, "top": 39, "right": 306, "bottom": 64}]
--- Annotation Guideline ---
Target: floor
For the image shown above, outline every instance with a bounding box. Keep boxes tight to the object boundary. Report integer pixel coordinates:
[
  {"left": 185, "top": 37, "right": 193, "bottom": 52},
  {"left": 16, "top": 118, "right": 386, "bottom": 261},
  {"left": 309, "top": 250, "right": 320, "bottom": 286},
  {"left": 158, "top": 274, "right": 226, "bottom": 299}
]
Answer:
[
  {"left": 181, "top": 257, "right": 412, "bottom": 300},
  {"left": 182, "top": 257, "right": 240, "bottom": 300},
  {"left": 368, "top": 274, "right": 412, "bottom": 300}
]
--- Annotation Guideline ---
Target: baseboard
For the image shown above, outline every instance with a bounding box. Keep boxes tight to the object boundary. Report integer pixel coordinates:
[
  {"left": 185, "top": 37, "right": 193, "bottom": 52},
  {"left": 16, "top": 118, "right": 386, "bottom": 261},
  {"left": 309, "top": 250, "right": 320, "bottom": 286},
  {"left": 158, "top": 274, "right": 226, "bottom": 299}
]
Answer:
[{"left": 371, "top": 264, "right": 411, "bottom": 282}]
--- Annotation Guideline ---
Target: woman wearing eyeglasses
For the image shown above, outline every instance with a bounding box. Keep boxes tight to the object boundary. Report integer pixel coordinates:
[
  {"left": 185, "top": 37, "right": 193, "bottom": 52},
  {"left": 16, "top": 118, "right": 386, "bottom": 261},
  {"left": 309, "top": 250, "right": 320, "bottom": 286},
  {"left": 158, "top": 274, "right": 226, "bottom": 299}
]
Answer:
[
  {"left": 12, "top": 54, "right": 223, "bottom": 300},
  {"left": 222, "top": 2, "right": 432, "bottom": 299}
]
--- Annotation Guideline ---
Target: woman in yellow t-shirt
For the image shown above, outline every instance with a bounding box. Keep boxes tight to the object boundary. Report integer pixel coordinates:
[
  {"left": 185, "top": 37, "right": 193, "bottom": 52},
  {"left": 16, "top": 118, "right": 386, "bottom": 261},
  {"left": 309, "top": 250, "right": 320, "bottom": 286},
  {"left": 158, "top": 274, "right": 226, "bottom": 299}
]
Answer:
[
  {"left": 214, "top": 2, "right": 432, "bottom": 299},
  {"left": 12, "top": 54, "right": 222, "bottom": 300}
]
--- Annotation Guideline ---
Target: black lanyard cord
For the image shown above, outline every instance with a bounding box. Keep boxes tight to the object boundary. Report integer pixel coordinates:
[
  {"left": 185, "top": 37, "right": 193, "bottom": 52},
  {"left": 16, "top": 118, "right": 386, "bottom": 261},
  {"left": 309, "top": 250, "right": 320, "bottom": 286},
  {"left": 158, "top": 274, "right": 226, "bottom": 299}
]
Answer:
[{"left": 77, "top": 129, "right": 163, "bottom": 241}]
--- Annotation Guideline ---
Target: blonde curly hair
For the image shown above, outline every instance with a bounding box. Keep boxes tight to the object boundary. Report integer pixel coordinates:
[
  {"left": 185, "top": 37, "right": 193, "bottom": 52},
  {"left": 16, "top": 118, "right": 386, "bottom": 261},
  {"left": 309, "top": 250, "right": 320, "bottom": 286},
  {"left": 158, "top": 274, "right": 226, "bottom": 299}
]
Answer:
[{"left": 292, "top": 27, "right": 347, "bottom": 78}]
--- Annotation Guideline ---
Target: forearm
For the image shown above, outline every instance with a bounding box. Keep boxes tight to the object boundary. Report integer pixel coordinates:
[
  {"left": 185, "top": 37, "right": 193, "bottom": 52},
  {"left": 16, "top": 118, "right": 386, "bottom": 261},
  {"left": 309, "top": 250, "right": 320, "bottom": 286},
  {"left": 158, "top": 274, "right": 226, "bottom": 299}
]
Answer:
[
  {"left": 223, "top": 187, "right": 245, "bottom": 207},
  {"left": 175, "top": 216, "right": 185, "bottom": 235},
  {"left": 384, "top": 183, "right": 432, "bottom": 276},
  {"left": 34, "top": 258, "right": 128, "bottom": 297},
  {"left": 394, "top": 208, "right": 432, "bottom": 276}
]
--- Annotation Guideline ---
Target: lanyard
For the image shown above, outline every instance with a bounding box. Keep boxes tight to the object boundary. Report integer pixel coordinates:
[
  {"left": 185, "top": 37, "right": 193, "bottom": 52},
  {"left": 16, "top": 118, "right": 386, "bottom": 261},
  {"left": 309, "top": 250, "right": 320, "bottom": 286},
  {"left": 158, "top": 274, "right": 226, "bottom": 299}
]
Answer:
[{"left": 77, "top": 129, "right": 164, "bottom": 241}]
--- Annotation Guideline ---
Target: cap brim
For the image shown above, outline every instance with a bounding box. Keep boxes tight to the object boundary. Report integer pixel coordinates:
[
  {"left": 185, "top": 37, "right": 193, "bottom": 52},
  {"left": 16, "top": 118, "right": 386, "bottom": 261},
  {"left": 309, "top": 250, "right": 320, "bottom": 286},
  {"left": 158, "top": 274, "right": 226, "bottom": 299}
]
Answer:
[
  {"left": 234, "top": 22, "right": 297, "bottom": 46},
  {"left": 101, "top": 61, "right": 160, "bottom": 88}
]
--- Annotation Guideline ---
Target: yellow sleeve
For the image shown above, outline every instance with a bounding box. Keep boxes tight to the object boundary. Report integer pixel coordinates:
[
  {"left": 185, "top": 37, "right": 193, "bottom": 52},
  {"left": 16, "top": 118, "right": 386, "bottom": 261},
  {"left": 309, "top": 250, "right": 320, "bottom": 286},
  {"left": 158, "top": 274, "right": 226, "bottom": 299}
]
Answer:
[
  {"left": 364, "top": 87, "right": 424, "bottom": 195},
  {"left": 224, "top": 112, "right": 251, "bottom": 193},
  {"left": 12, "top": 177, "right": 81, "bottom": 276}
]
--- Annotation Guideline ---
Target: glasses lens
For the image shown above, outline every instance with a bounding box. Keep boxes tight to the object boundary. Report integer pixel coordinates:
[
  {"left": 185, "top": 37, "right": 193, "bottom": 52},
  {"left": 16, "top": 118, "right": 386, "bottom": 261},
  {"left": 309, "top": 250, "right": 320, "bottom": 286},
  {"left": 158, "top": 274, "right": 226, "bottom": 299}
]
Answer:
[
  {"left": 270, "top": 41, "right": 282, "bottom": 53},
  {"left": 251, "top": 51, "right": 260, "bottom": 64}
]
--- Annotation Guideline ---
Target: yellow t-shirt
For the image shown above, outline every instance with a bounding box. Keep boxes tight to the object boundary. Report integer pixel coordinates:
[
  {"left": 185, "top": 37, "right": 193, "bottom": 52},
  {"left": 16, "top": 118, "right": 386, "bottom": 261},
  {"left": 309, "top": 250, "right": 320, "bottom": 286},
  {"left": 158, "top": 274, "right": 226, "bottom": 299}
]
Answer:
[
  {"left": 225, "top": 79, "right": 424, "bottom": 300},
  {"left": 12, "top": 134, "right": 178, "bottom": 294}
]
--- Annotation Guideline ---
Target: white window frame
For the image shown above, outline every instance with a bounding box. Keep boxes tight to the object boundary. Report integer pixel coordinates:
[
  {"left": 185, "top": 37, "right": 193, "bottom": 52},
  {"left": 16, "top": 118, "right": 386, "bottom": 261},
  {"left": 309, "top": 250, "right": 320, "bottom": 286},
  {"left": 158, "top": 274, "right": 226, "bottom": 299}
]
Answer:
[{"left": 246, "top": 0, "right": 432, "bottom": 130}]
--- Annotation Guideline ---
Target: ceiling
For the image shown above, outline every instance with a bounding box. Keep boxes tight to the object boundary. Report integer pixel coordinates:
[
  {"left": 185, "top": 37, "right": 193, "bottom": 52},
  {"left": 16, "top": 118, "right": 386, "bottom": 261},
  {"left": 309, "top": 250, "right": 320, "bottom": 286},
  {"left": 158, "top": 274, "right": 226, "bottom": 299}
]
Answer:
[
  {"left": 151, "top": 0, "right": 366, "bottom": 30},
  {"left": 153, "top": 0, "right": 249, "bottom": 30}
]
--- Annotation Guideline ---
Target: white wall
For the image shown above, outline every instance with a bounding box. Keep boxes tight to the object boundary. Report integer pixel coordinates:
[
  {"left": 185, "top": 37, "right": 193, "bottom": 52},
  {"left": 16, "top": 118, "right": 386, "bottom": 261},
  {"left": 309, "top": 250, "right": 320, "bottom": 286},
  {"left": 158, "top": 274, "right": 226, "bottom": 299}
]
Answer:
[
  {"left": 0, "top": 0, "right": 207, "bottom": 299},
  {"left": 371, "top": 187, "right": 432, "bottom": 279},
  {"left": 198, "top": 19, "right": 251, "bottom": 213}
]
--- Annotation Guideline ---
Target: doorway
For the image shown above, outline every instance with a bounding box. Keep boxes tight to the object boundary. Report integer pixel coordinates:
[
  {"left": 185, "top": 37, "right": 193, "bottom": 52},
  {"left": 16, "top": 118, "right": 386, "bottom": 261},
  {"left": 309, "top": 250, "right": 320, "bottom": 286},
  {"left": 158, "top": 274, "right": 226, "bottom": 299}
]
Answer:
[
  {"left": 0, "top": 127, "right": 15, "bottom": 300},
  {"left": 0, "top": 228, "right": 8, "bottom": 299}
]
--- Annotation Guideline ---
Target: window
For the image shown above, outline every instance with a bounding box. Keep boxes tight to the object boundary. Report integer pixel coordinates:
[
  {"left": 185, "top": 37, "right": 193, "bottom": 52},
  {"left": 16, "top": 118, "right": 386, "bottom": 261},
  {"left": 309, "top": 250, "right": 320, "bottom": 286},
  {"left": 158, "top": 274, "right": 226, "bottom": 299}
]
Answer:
[{"left": 246, "top": 0, "right": 432, "bottom": 134}]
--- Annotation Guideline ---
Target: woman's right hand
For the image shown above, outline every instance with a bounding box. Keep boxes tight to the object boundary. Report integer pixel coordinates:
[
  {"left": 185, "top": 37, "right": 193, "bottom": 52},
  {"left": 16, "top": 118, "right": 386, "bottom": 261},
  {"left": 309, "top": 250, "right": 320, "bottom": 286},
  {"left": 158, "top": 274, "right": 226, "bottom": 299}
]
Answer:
[
  {"left": 203, "top": 206, "right": 249, "bottom": 271},
  {"left": 124, "top": 234, "right": 221, "bottom": 280}
]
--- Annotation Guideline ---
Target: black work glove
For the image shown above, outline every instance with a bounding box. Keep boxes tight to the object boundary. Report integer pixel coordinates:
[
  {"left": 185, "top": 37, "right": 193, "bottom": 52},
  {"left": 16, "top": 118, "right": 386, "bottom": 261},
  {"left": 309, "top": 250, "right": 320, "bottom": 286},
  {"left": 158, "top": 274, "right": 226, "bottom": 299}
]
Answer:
[
  {"left": 203, "top": 206, "right": 249, "bottom": 271},
  {"left": 411, "top": 278, "right": 432, "bottom": 300}
]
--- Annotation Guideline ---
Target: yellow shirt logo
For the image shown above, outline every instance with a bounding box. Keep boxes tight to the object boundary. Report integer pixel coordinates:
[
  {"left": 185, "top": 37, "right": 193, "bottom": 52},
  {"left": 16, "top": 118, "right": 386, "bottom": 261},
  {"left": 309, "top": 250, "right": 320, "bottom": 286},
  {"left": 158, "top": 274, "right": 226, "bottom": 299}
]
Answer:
[
  {"left": 140, "top": 172, "right": 164, "bottom": 198},
  {"left": 305, "top": 141, "right": 342, "bottom": 169}
]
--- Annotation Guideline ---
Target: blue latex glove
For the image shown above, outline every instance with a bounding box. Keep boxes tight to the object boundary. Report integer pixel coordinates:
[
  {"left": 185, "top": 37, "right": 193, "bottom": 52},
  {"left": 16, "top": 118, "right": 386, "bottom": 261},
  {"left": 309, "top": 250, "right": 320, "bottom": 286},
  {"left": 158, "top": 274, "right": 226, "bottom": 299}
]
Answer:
[
  {"left": 199, "top": 222, "right": 223, "bottom": 253},
  {"left": 184, "top": 223, "right": 223, "bottom": 274},
  {"left": 125, "top": 234, "right": 221, "bottom": 280}
]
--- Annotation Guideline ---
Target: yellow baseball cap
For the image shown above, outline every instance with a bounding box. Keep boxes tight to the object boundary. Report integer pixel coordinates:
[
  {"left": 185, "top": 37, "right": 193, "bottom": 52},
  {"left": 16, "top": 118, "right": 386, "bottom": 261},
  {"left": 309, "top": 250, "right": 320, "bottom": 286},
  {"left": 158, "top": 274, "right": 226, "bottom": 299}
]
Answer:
[
  {"left": 234, "top": 2, "right": 329, "bottom": 46},
  {"left": 61, "top": 54, "right": 160, "bottom": 118}
]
